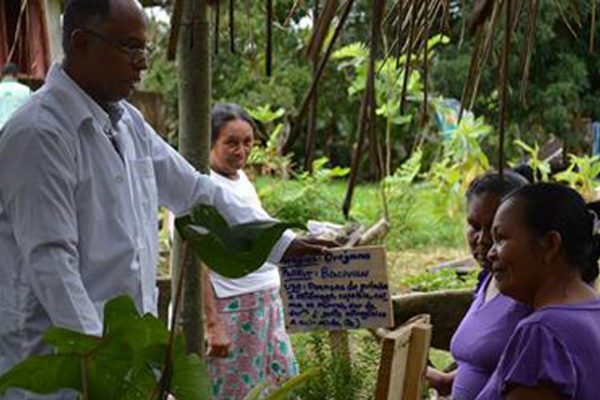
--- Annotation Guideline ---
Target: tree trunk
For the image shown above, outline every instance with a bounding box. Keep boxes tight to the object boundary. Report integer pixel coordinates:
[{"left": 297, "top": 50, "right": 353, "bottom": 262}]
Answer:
[{"left": 171, "top": 0, "right": 211, "bottom": 356}]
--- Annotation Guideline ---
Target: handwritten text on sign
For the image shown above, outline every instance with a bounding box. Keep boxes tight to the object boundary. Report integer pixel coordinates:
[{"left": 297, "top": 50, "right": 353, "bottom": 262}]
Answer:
[{"left": 281, "top": 246, "right": 393, "bottom": 332}]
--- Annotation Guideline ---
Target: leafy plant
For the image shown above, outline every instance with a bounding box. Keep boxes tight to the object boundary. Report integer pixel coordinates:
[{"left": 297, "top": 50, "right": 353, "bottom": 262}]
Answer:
[
  {"left": 246, "top": 104, "right": 294, "bottom": 178},
  {"left": 0, "top": 206, "right": 309, "bottom": 399},
  {"left": 0, "top": 296, "right": 209, "bottom": 400},
  {"left": 292, "top": 332, "right": 371, "bottom": 400},
  {"left": 513, "top": 140, "right": 551, "bottom": 182},
  {"left": 260, "top": 157, "right": 350, "bottom": 226},
  {"left": 243, "top": 368, "right": 319, "bottom": 400},
  {"left": 426, "top": 114, "right": 491, "bottom": 218},
  {"left": 554, "top": 154, "right": 600, "bottom": 201},
  {"left": 401, "top": 269, "right": 479, "bottom": 293}
]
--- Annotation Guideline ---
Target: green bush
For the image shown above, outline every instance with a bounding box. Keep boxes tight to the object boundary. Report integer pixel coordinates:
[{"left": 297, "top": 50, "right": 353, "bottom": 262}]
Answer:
[
  {"left": 291, "top": 331, "right": 380, "bottom": 400},
  {"left": 400, "top": 269, "right": 479, "bottom": 293}
]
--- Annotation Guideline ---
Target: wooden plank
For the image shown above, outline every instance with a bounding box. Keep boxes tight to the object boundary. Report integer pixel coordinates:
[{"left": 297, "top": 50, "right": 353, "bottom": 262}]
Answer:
[
  {"left": 374, "top": 315, "right": 431, "bottom": 400},
  {"left": 374, "top": 324, "right": 411, "bottom": 400},
  {"left": 402, "top": 323, "right": 432, "bottom": 400}
]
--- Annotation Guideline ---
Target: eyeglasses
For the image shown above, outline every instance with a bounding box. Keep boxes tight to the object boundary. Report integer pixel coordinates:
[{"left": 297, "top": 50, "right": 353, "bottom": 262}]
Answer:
[{"left": 81, "top": 29, "right": 153, "bottom": 65}]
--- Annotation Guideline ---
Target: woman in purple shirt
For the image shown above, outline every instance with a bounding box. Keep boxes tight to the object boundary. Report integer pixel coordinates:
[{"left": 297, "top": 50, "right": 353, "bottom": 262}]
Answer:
[
  {"left": 426, "top": 172, "right": 530, "bottom": 399},
  {"left": 477, "top": 183, "right": 600, "bottom": 400}
]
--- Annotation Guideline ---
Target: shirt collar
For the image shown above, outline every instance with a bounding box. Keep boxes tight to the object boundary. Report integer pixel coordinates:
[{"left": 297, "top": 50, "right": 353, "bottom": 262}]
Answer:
[{"left": 45, "top": 63, "right": 125, "bottom": 132}]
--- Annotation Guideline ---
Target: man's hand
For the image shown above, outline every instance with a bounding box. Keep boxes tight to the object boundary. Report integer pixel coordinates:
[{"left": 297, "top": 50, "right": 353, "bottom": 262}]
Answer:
[
  {"left": 205, "top": 320, "right": 232, "bottom": 358},
  {"left": 282, "top": 236, "right": 339, "bottom": 261}
]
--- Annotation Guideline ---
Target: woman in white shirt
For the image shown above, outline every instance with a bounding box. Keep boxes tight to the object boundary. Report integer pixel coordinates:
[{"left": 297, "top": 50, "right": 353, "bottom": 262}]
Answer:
[{"left": 204, "top": 103, "right": 330, "bottom": 399}]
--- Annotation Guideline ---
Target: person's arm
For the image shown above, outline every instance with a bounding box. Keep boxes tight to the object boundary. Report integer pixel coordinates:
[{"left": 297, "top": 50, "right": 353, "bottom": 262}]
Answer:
[
  {"left": 202, "top": 268, "right": 232, "bottom": 358},
  {"left": 146, "top": 122, "right": 305, "bottom": 264},
  {"left": 424, "top": 367, "right": 456, "bottom": 396},
  {"left": 0, "top": 127, "right": 102, "bottom": 335},
  {"left": 505, "top": 385, "right": 562, "bottom": 400}
]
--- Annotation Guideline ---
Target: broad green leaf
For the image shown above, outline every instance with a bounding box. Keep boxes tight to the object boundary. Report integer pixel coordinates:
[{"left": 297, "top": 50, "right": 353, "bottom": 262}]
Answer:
[
  {"left": 103, "top": 297, "right": 170, "bottom": 350},
  {"left": 44, "top": 327, "right": 101, "bottom": 354},
  {"left": 0, "top": 295, "right": 210, "bottom": 399},
  {"left": 86, "top": 341, "right": 135, "bottom": 400},
  {"left": 0, "top": 355, "right": 81, "bottom": 396},
  {"left": 170, "top": 353, "right": 210, "bottom": 400},
  {"left": 176, "top": 205, "right": 305, "bottom": 278}
]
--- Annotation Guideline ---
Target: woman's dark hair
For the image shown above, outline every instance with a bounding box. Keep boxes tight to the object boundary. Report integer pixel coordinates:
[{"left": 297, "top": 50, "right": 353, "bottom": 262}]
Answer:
[
  {"left": 466, "top": 170, "right": 529, "bottom": 203},
  {"left": 505, "top": 183, "right": 600, "bottom": 283},
  {"left": 211, "top": 103, "right": 256, "bottom": 147},
  {"left": 62, "top": 0, "right": 111, "bottom": 53}
]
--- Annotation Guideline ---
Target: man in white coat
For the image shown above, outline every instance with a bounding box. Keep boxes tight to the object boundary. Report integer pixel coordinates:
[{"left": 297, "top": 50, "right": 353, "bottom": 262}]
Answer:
[{"left": 0, "top": 0, "right": 325, "bottom": 398}]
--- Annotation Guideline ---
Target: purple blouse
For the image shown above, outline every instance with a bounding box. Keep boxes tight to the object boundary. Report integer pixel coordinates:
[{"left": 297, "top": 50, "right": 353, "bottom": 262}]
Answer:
[
  {"left": 450, "top": 275, "right": 530, "bottom": 400},
  {"left": 476, "top": 298, "right": 600, "bottom": 400}
]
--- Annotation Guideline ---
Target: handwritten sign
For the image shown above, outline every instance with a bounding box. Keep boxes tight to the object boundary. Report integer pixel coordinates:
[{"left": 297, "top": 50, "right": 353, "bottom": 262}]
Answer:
[{"left": 280, "top": 246, "right": 394, "bottom": 332}]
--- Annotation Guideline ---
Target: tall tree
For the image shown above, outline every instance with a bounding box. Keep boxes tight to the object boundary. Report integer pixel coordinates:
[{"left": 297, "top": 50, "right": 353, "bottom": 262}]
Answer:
[{"left": 171, "top": 0, "right": 212, "bottom": 356}]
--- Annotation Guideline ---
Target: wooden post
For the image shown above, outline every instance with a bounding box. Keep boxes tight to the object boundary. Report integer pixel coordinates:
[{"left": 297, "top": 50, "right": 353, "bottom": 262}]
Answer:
[
  {"left": 171, "top": 0, "right": 212, "bottom": 356},
  {"left": 328, "top": 330, "right": 351, "bottom": 363}
]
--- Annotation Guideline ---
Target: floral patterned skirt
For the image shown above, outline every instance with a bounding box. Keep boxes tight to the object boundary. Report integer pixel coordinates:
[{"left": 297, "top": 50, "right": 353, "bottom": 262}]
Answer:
[{"left": 207, "top": 288, "right": 298, "bottom": 400}]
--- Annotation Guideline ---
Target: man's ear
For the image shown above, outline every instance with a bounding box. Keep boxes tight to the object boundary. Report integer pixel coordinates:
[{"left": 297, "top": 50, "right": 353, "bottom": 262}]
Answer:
[
  {"left": 539, "top": 231, "right": 562, "bottom": 264},
  {"left": 68, "top": 30, "right": 90, "bottom": 54}
]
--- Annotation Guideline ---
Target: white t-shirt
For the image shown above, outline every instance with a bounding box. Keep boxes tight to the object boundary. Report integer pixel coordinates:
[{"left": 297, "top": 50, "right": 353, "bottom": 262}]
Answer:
[{"left": 208, "top": 169, "right": 294, "bottom": 298}]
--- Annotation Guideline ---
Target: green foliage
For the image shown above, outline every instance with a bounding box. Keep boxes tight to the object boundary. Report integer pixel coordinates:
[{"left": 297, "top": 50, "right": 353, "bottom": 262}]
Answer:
[
  {"left": 425, "top": 115, "right": 491, "bottom": 218},
  {"left": 513, "top": 140, "right": 551, "bottom": 182},
  {"left": 291, "top": 331, "right": 380, "bottom": 400},
  {"left": 553, "top": 154, "right": 600, "bottom": 200},
  {"left": 433, "top": 0, "right": 600, "bottom": 151},
  {"left": 401, "top": 269, "right": 479, "bottom": 293},
  {"left": 242, "top": 369, "right": 320, "bottom": 400},
  {"left": 259, "top": 158, "right": 350, "bottom": 226},
  {"left": 0, "top": 296, "right": 209, "bottom": 400},
  {"left": 246, "top": 105, "right": 294, "bottom": 178},
  {"left": 512, "top": 139, "right": 600, "bottom": 200},
  {"left": 176, "top": 205, "right": 305, "bottom": 278}
]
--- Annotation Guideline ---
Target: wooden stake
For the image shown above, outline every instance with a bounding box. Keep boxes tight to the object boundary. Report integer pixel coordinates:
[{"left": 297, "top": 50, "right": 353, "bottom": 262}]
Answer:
[
  {"left": 498, "top": 0, "right": 513, "bottom": 175},
  {"left": 266, "top": 0, "right": 273, "bottom": 77}
]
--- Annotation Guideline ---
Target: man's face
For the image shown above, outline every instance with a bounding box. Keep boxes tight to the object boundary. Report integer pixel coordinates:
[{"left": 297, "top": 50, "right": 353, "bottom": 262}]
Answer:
[{"left": 81, "top": 0, "right": 148, "bottom": 103}]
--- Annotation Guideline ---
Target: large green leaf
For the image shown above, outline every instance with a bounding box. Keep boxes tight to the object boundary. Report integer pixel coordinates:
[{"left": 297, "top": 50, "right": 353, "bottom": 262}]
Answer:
[
  {"left": 0, "top": 296, "right": 210, "bottom": 400},
  {"left": 176, "top": 205, "right": 305, "bottom": 278},
  {"left": 170, "top": 352, "right": 210, "bottom": 400},
  {"left": 44, "top": 327, "right": 101, "bottom": 354},
  {"left": 0, "top": 355, "right": 81, "bottom": 395}
]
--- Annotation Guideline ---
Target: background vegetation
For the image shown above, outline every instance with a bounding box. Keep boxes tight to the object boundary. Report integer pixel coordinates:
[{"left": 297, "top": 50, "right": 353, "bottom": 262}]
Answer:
[{"left": 142, "top": 1, "right": 600, "bottom": 398}]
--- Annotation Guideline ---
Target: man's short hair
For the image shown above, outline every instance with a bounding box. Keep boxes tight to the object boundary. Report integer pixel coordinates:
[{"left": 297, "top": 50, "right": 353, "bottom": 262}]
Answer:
[
  {"left": 1, "top": 63, "right": 18, "bottom": 76},
  {"left": 62, "top": 0, "right": 111, "bottom": 53}
]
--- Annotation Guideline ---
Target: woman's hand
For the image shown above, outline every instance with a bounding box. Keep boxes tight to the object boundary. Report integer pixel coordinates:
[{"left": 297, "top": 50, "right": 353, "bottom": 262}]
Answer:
[
  {"left": 425, "top": 367, "right": 455, "bottom": 396},
  {"left": 205, "top": 319, "right": 232, "bottom": 358}
]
